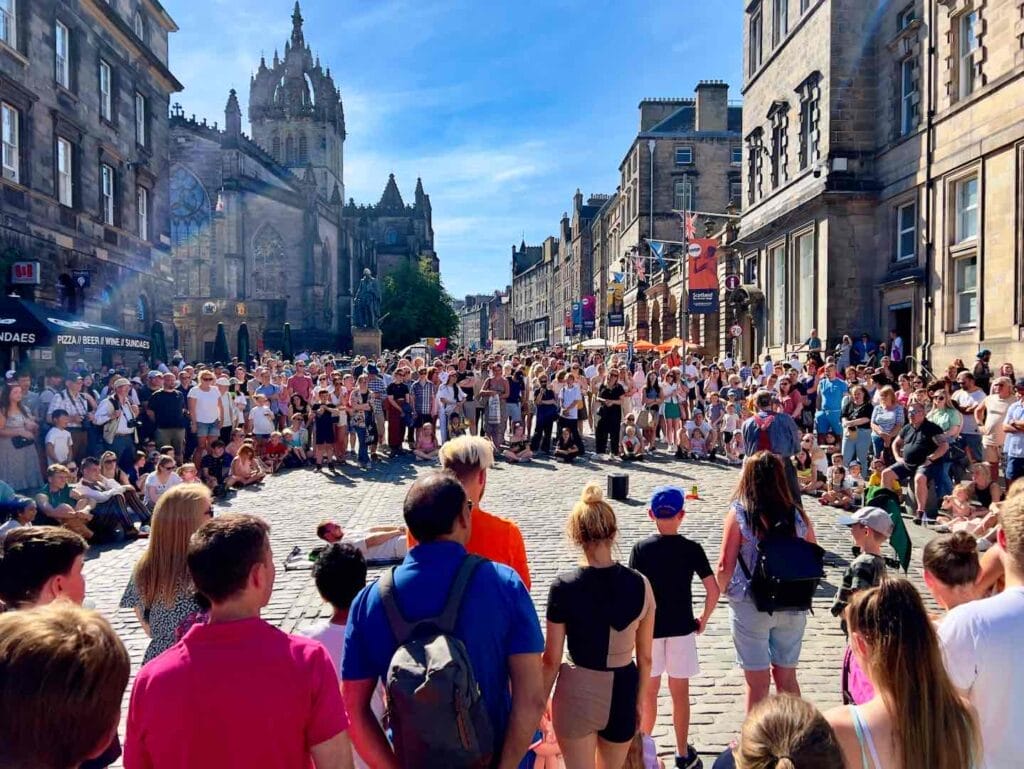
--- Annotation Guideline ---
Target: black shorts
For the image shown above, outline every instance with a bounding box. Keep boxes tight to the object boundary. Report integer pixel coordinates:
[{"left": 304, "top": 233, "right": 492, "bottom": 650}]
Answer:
[{"left": 601, "top": 662, "right": 639, "bottom": 743}]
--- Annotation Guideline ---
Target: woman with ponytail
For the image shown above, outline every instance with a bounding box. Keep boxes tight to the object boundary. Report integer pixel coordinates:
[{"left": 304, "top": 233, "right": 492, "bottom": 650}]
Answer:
[
  {"left": 542, "top": 483, "right": 655, "bottom": 769},
  {"left": 825, "top": 580, "right": 979, "bottom": 769}
]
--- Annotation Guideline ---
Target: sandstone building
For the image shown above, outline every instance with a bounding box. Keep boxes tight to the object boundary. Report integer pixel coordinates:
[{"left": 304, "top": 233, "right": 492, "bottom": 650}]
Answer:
[{"left": 737, "top": 0, "right": 1024, "bottom": 368}]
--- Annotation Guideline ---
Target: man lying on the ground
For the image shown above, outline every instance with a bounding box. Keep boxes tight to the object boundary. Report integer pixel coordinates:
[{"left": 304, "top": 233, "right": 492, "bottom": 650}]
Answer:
[{"left": 316, "top": 520, "right": 408, "bottom": 561}]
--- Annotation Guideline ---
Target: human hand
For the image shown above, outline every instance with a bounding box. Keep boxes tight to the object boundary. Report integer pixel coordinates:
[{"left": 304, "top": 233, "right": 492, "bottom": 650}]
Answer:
[{"left": 695, "top": 616, "right": 706, "bottom": 634}]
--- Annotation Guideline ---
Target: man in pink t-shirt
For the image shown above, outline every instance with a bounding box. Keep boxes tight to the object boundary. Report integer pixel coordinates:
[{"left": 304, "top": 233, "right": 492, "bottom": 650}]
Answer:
[
  {"left": 288, "top": 361, "right": 314, "bottom": 402},
  {"left": 124, "top": 514, "right": 353, "bottom": 769}
]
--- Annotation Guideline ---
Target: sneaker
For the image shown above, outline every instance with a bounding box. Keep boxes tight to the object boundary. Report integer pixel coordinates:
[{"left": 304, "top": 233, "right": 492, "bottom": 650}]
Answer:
[
  {"left": 676, "top": 745, "right": 703, "bottom": 769},
  {"left": 913, "top": 511, "right": 925, "bottom": 525}
]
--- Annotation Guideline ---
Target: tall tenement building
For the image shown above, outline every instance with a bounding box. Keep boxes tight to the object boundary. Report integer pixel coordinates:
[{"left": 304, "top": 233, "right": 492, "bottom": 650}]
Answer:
[
  {"left": 737, "top": 0, "right": 1024, "bottom": 367},
  {"left": 0, "top": 0, "right": 181, "bottom": 369}
]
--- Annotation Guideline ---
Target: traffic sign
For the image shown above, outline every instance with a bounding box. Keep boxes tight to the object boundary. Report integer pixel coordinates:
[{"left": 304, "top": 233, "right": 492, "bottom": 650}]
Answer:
[
  {"left": 730, "top": 324, "right": 743, "bottom": 338},
  {"left": 724, "top": 274, "right": 741, "bottom": 291}
]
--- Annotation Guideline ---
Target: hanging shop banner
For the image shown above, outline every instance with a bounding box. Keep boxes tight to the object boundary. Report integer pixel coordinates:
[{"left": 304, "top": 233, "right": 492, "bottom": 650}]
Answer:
[
  {"left": 607, "top": 284, "right": 625, "bottom": 327},
  {"left": 564, "top": 309, "right": 572, "bottom": 333},
  {"left": 687, "top": 238, "right": 720, "bottom": 314},
  {"left": 581, "top": 295, "right": 596, "bottom": 332},
  {"left": 571, "top": 300, "right": 583, "bottom": 336}
]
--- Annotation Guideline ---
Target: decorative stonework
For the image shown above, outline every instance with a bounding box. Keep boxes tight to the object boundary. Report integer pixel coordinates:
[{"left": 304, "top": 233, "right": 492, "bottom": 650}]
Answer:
[
  {"left": 767, "top": 100, "right": 790, "bottom": 188},
  {"left": 795, "top": 72, "right": 822, "bottom": 170}
]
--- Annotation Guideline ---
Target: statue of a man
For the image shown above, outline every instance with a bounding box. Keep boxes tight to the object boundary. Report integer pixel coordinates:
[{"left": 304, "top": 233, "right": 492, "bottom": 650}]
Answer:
[{"left": 353, "top": 268, "right": 381, "bottom": 328}]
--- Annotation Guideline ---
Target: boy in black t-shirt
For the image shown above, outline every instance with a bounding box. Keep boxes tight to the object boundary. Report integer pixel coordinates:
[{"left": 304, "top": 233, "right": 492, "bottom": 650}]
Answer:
[
  {"left": 200, "top": 441, "right": 229, "bottom": 495},
  {"left": 629, "top": 486, "right": 720, "bottom": 769}
]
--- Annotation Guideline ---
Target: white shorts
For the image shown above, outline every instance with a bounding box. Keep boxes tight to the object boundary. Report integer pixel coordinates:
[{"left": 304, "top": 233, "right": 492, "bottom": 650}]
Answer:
[{"left": 650, "top": 633, "right": 700, "bottom": 679}]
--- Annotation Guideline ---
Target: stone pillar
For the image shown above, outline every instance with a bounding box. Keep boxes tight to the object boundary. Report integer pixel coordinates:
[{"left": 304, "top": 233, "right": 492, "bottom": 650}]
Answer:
[{"left": 351, "top": 327, "right": 382, "bottom": 357}]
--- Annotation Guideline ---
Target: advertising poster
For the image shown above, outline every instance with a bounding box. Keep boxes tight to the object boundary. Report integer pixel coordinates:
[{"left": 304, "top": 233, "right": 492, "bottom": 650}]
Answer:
[
  {"left": 607, "top": 284, "right": 625, "bottom": 327},
  {"left": 571, "top": 300, "right": 582, "bottom": 336},
  {"left": 582, "top": 295, "right": 596, "bottom": 332},
  {"left": 687, "top": 238, "right": 720, "bottom": 314}
]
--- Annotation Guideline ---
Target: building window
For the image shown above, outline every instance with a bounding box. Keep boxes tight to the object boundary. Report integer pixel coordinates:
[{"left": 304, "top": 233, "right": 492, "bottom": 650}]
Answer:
[
  {"left": 798, "top": 95, "right": 817, "bottom": 169},
  {"left": 744, "top": 255, "right": 758, "bottom": 284},
  {"left": 768, "top": 103, "right": 789, "bottom": 189},
  {"left": 137, "top": 186, "right": 148, "bottom": 240},
  {"left": 0, "top": 0, "right": 15, "bottom": 49},
  {"left": 795, "top": 230, "right": 815, "bottom": 341},
  {"left": 959, "top": 11, "right": 979, "bottom": 99},
  {"left": 955, "top": 176, "right": 979, "bottom": 243},
  {"left": 730, "top": 180, "right": 742, "bottom": 202},
  {"left": 135, "top": 92, "right": 147, "bottom": 146},
  {"left": 1, "top": 102, "right": 17, "bottom": 183},
  {"left": 897, "top": 3, "right": 916, "bottom": 30},
  {"left": 271, "top": 136, "right": 281, "bottom": 161},
  {"left": 770, "top": 243, "right": 786, "bottom": 345},
  {"left": 749, "top": 3, "right": 763, "bottom": 76},
  {"left": 731, "top": 146, "right": 743, "bottom": 165},
  {"left": 746, "top": 131, "right": 764, "bottom": 204},
  {"left": 100, "top": 163, "right": 114, "bottom": 225},
  {"left": 298, "top": 134, "right": 308, "bottom": 163},
  {"left": 673, "top": 179, "right": 694, "bottom": 212},
  {"left": 897, "top": 201, "right": 916, "bottom": 261},
  {"left": 99, "top": 60, "right": 112, "bottom": 121},
  {"left": 772, "top": 0, "right": 787, "bottom": 46},
  {"left": 674, "top": 146, "right": 693, "bottom": 166},
  {"left": 56, "top": 137, "right": 73, "bottom": 207},
  {"left": 55, "top": 21, "right": 70, "bottom": 88},
  {"left": 800, "top": 0, "right": 811, "bottom": 11},
  {"left": 954, "top": 255, "right": 977, "bottom": 329},
  {"left": 900, "top": 57, "right": 919, "bottom": 136},
  {"left": 133, "top": 11, "right": 145, "bottom": 40}
]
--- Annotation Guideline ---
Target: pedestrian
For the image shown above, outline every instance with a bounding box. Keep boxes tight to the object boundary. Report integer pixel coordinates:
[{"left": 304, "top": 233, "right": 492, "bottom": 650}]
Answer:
[
  {"left": 542, "top": 483, "right": 655, "bottom": 769},
  {"left": 531, "top": 372, "right": 558, "bottom": 454},
  {"left": 630, "top": 486, "right": 719, "bottom": 769},
  {"left": 342, "top": 473, "right": 545, "bottom": 769},
  {"left": 595, "top": 368, "right": 626, "bottom": 458},
  {"left": 922, "top": 531, "right": 980, "bottom": 613},
  {"left": 1001, "top": 377, "right": 1024, "bottom": 484},
  {"left": 124, "top": 513, "right": 354, "bottom": 768},
  {"left": 385, "top": 367, "right": 412, "bottom": 454},
  {"left": 0, "top": 381, "right": 44, "bottom": 492},
  {"left": 975, "top": 376, "right": 1014, "bottom": 482},
  {"left": 119, "top": 484, "right": 210, "bottom": 663},
  {"left": 839, "top": 385, "right": 872, "bottom": 470},
  {"left": 716, "top": 451, "right": 818, "bottom": 712},
  {"left": 146, "top": 372, "right": 187, "bottom": 463},
  {"left": 826, "top": 580, "right": 979, "bottom": 769},
  {"left": 0, "top": 526, "right": 88, "bottom": 609},
  {"left": 558, "top": 372, "right": 585, "bottom": 455},
  {"left": 814, "top": 364, "right": 848, "bottom": 442},
  {"left": 187, "top": 371, "right": 223, "bottom": 468},
  {"left": 880, "top": 402, "right": 950, "bottom": 524},
  {"left": 741, "top": 390, "right": 802, "bottom": 503}
]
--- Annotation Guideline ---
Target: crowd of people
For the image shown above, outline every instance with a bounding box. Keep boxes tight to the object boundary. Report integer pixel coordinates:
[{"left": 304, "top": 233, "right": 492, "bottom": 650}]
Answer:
[{"left": 2, "top": 336, "right": 1024, "bottom": 769}]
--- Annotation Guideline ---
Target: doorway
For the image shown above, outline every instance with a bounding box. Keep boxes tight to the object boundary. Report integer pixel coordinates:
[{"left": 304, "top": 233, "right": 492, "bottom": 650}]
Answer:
[{"left": 888, "top": 302, "right": 913, "bottom": 371}]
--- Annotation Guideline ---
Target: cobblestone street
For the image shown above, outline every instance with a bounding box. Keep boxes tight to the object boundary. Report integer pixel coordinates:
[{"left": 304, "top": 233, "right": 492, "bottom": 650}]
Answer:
[{"left": 86, "top": 448, "right": 934, "bottom": 764}]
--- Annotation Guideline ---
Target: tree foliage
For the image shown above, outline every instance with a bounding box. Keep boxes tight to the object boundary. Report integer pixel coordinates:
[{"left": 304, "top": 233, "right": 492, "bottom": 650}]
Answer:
[{"left": 380, "top": 259, "right": 458, "bottom": 350}]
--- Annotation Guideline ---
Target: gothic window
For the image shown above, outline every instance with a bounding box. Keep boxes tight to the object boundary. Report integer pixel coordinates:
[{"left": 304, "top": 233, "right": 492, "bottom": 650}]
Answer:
[
  {"left": 170, "top": 165, "right": 211, "bottom": 255},
  {"left": 298, "top": 134, "right": 308, "bottom": 163},
  {"left": 252, "top": 225, "right": 285, "bottom": 298},
  {"left": 272, "top": 135, "right": 281, "bottom": 161},
  {"left": 285, "top": 135, "right": 295, "bottom": 165},
  {"left": 384, "top": 226, "right": 399, "bottom": 246},
  {"left": 225, "top": 258, "right": 243, "bottom": 300},
  {"left": 174, "top": 261, "right": 188, "bottom": 296}
]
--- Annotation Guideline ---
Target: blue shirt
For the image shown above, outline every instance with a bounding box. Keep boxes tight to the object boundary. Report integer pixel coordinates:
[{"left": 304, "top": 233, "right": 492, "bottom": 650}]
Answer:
[
  {"left": 818, "top": 377, "right": 848, "bottom": 412},
  {"left": 1003, "top": 402, "right": 1024, "bottom": 458},
  {"left": 342, "top": 541, "right": 543, "bottom": 743}
]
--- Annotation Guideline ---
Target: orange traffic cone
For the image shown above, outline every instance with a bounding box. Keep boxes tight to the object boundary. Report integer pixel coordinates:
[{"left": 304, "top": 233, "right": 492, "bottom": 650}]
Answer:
[{"left": 686, "top": 484, "right": 700, "bottom": 500}]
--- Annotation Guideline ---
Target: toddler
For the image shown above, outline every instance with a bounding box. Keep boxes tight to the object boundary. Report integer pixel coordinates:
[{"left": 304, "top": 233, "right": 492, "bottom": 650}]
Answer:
[
  {"left": 939, "top": 481, "right": 974, "bottom": 523},
  {"left": 263, "top": 431, "right": 288, "bottom": 473},
  {"left": 621, "top": 424, "right": 644, "bottom": 461},
  {"left": 412, "top": 423, "right": 439, "bottom": 461},
  {"left": 178, "top": 463, "right": 200, "bottom": 484}
]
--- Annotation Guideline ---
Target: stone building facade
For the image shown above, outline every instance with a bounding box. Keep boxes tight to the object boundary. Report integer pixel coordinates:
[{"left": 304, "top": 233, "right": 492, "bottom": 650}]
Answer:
[
  {"left": 0, "top": 0, "right": 180, "bottom": 356},
  {"left": 511, "top": 239, "right": 550, "bottom": 346},
  {"left": 610, "top": 84, "right": 742, "bottom": 346},
  {"left": 457, "top": 293, "right": 491, "bottom": 352},
  {"left": 169, "top": 3, "right": 436, "bottom": 361},
  {"left": 737, "top": 0, "right": 1024, "bottom": 369}
]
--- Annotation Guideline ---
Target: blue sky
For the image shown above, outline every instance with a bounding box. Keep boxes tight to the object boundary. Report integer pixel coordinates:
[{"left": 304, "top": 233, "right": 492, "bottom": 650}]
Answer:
[{"left": 165, "top": 0, "right": 744, "bottom": 298}]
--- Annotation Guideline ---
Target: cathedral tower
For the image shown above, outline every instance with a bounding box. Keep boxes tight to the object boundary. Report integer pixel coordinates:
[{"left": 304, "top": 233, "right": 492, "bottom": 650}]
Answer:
[{"left": 248, "top": 2, "right": 345, "bottom": 201}]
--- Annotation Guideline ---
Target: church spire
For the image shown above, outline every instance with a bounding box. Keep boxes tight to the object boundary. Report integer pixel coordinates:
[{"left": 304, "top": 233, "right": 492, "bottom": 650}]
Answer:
[
  {"left": 291, "top": 2, "right": 305, "bottom": 48},
  {"left": 378, "top": 173, "right": 405, "bottom": 212}
]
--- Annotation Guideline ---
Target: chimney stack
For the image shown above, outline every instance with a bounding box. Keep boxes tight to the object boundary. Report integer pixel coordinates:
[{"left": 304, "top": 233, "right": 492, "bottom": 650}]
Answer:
[{"left": 695, "top": 80, "right": 729, "bottom": 133}]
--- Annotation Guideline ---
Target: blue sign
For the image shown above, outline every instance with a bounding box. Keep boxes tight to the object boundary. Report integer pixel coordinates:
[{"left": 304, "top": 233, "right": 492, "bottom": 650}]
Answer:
[
  {"left": 571, "top": 300, "right": 582, "bottom": 335},
  {"left": 688, "top": 289, "right": 719, "bottom": 314}
]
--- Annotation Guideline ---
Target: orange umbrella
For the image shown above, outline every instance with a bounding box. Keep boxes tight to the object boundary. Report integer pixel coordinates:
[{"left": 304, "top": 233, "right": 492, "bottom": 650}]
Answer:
[
  {"left": 660, "top": 336, "right": 685, "bottom": 350},
  {"left": 613, "top": 342, "right": 628, "bottom": 351},
  {"left": 633, "top": 340, "right": 656, "bottom": 351}
]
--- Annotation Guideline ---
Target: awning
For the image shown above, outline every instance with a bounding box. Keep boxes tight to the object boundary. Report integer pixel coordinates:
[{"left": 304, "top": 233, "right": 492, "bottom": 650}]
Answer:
[{"left": 0, "top": 296, "right": 151, "bottom": 351}]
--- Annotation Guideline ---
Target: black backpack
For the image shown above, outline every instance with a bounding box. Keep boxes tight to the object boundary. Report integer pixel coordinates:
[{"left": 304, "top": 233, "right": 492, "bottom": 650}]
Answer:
[
  {"left": 738, "top": 512, "right": 825, "bottom": 614},
  {"left": 378, "top": 554, "right": 494, "bottom": 769}
]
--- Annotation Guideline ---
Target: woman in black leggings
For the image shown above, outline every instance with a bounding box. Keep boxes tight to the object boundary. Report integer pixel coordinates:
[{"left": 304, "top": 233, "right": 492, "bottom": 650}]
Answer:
[
  {"left": 594, "top": 370, "right": 626, "bottom": 457},
  {"left": 542, "top": 483, "right": 654, "bottom": 769}
]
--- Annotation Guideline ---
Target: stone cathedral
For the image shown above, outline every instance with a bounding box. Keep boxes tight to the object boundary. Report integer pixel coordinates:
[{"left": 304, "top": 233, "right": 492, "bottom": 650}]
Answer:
[{"left": 169, "top": 3, "right": 436, "bottom": 361}]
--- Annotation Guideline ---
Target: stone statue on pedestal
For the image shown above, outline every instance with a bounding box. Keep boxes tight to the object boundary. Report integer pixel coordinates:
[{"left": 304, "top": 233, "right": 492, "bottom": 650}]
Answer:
[{"left": 353, "top": 268, "right": 381, "bottom": 329}]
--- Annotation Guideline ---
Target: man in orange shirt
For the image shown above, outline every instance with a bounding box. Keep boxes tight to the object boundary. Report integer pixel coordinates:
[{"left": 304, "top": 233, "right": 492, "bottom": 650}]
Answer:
[{"left": 409, "top": 435, "right": 531, "bottom": 589}]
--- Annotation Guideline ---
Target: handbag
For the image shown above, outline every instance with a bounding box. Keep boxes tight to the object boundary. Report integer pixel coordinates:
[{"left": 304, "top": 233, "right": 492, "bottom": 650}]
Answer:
[
  {"left": 738, "top": 514, "right": 825, "bottom": 614},
  {"left": 636, "top": 410, "right": 654, "bottom": 429},
  {"left": 11, "top": 435, "right": 34, "bottom": 449}
]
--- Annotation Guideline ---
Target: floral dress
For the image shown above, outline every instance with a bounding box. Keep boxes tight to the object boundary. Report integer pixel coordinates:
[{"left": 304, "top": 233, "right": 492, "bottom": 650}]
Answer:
[
  {"left": 0, "top": 411, "right": 43, "bottom": 492},
  {"left": 120, "top": 577, "right": 203, "bottom": 663}
]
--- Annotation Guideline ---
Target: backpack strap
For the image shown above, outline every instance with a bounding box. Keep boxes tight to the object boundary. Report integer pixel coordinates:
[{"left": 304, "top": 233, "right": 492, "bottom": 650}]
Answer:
[{"left": 378, "top": 554, "right": 484, "bottom": 643}]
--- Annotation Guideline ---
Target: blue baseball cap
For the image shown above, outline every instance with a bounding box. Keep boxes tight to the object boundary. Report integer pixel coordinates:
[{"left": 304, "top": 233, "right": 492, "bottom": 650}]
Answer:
[{"left": 649, "top": 486, "right": 685, "bottom": 518}]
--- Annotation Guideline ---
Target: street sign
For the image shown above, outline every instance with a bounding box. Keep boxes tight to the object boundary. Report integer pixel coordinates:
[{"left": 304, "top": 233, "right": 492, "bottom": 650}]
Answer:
[
  {"left": 11, "top": 261, "right": 40, "bottom": 285},
  {"left": 72, "top": 269, "right": 91, "bottom": 288},
  {"left": 730, "top": 324, "right": 743, "bottom": 338},
  {"left": 724, "top": 274, "right": 741, "bottom": 290}
]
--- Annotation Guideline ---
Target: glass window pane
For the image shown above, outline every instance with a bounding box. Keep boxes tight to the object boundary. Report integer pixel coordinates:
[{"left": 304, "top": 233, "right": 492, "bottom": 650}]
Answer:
[
  {"left": 771, "top": 245, "right": 786, "bottom": 344},
  {"left": 798, "top": 233, "right": 815, "bottom": 340}
]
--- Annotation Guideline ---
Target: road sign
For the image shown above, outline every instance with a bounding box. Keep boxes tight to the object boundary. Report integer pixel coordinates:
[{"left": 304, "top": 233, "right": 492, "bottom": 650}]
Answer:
[
  {"left": 72, "top": 269, "right": 91, "bottom": 288},
  {"left": 724, "top": 274, "right": 741, "bottom": 291},
  {"left": 730, "top": 324, "right": 743, "bottom": 338}
]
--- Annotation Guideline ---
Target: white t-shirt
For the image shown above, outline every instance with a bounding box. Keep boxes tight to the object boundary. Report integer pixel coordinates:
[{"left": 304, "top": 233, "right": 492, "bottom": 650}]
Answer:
[
  {"left": 188, "top": 386, "right": 222, "bottom": 424},
  {"left": 344, "top": 530, "right": 408, "bottom": 561},
  {"left": 250, "top": 405, "right": 275, "bottom": 435},
  {"left": 45, "top": 426, "right": 73, "bottom": 463},
  {"left": 559, "top": 385, "right": 581, "bottom": 419},
  {"left": 939, "top": 586, "right": 1024, "bottom": 769},
  {"left": 951, "top": 388, "right": 984, "bottom": 434},
  {"left": 300, "top": 621, "right": 384, "bottom": 769},
  {"left": 144, "top": 471, "right": 181, "bottom": 501}
]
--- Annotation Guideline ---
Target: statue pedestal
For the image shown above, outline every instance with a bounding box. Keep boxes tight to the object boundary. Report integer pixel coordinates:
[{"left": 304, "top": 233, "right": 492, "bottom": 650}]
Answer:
[{"left": 351, "top": 327, "right": 382, "bottom": 358}]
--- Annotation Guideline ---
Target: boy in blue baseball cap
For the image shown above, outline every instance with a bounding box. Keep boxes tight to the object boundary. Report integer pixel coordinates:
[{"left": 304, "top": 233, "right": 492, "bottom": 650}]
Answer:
[{"left": 629, "top": 486, "right": 720, "bottom": 769}]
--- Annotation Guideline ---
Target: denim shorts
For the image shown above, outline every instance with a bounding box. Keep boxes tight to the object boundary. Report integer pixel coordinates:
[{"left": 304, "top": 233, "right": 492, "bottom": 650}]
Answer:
[
  {"left": 195, "top": 421, "right": 220, "bottom": 437},
  {"left": 729, "top": 597, "right": 807, "bottom": 671}
]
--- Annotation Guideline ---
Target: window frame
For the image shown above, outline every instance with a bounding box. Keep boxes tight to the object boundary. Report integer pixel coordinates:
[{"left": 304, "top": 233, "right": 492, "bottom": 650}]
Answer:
[
  {"left": 897, "top": 3, "right": 916, "bottom": 31},
  {"left": 99, "top": 59, "right": 112, "bottom": 121},
  {"left": 953, "top": 254, "right": 978, "bottom": 329},
  {"left": 794, "top": 228, "right": 816, "bottom": 343},
  {"left": 133, "top": 11, "right": 145, "bottom": 41},
  {"left": 1, "top": 101, "right": 18, "bottom": 183},
  {"left": 136, "top": 185, "right": 148, "bottom": 240},
  {"left": 896, "top": 201, "right": 917, "bottom": 261},
  {"left": 56, "top": 136, "right": 73, "bottom": 207},
  {"left": 100, "top": 163, "right": 115, "bottom": 225},
  {"left": 748, "top": 3, "right": 763, "bottom": 76},
  {"left": 730, "top": 179, "right": 743, "bottom": 203},
  {"left": 674, "top": 146, "right": 694, "bottom": 166},
  {"left": 958, "top": 10, "right": 979, "bottom": 100},
  {"left": 768, "top": 241, "right": 787, "bottom": 346},
  {"left": 673, "top": 178, "right": 694, "bottom": 212},
  {"left": 0, "top": 0, "right": 15, "bottom": 50},
  {"left": 899, "top": 57, "right": 919, "bottom": 136},
  {"left": 134, "top": 91, "right": 147, "bottom": 147},
  {"left": 955, "top": 175, "right": 979, "bottom": 243},
  {"left": 731, "top": 146, "right": 743, "bottom": 165},
  {"left": 772, "top": 0, "right": 788, "bottom": 46},
  {"left": 55, "top": 20, "right": 70, "bottom": 88}
]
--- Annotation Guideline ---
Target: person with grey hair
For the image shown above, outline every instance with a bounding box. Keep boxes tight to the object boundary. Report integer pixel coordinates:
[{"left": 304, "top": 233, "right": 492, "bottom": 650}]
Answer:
[{"left": 742, "top": 390, "right": 803, "bottom": 503}]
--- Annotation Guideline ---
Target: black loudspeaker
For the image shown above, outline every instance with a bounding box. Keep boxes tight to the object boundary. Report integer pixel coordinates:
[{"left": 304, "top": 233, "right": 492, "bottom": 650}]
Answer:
[{"left": 607, "top": 472, "right": 629, "bottom": 501}]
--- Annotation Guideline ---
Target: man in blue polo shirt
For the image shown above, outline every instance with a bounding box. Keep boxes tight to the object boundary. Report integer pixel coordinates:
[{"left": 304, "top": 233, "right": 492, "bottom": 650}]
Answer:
[{"left": 341, "top": 472, "right": 545, "bottom": 769}]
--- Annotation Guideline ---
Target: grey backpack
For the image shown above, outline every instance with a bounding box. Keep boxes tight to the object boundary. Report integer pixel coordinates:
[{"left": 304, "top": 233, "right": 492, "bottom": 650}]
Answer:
[{"left": 378, "top": 554, "right": 494, "bottom": 769}]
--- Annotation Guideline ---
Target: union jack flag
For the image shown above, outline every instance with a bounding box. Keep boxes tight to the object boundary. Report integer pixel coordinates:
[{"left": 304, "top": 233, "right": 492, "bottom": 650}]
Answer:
[
  {"left": 633, "top": 252, "right": 646, "bottom": 281},
  {"left": 682, "top": 212, "right": 697, "bottom": 241}
]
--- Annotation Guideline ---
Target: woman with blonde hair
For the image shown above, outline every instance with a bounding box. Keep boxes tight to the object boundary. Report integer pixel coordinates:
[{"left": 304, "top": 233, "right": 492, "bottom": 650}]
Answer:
[
  {"left": 542, "top": 483, "right": 655, "bottom": 769},
  {"left": 119, "top": 483, "right": 213, "bottom": 662},
  {"left": 824, "top": 580, "right": 979, "bottom": 769}
]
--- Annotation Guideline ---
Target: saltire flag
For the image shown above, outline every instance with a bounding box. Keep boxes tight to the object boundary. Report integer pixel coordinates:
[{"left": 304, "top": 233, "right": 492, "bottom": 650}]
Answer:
[
  {"left": 633, "top": 252, "right": 646, "bottom": 281},
  {"left": 649, "top": 240, "right": 667, "bottom": 272},
  {"left": 609, "top": 271, "right": 625, "bottom": 284}
]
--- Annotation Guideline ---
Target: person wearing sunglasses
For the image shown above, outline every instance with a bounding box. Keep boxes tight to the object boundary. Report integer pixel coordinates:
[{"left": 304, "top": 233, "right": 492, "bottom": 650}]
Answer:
[
  {"left": 143, "top": 457, "right": 183, "bottom": 511},
  {"left": 926, "top": 389, "right": 962, "bottom": 505}
]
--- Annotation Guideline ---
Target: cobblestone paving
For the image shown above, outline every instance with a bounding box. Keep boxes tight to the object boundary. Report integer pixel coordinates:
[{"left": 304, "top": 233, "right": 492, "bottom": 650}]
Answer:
[{"left": 86, "top": 445, "right": 934, "bottom": 764}]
